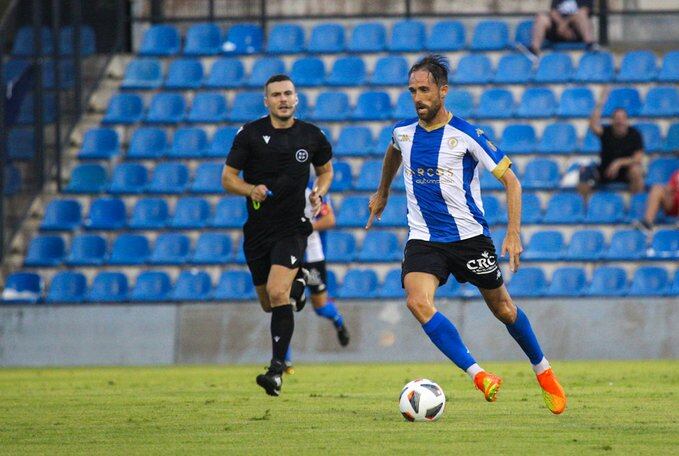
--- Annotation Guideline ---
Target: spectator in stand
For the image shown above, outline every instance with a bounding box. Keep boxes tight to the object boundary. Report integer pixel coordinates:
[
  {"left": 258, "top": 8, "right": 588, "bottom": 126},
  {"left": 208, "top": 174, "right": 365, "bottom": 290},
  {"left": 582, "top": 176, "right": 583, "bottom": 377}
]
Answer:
[
  {"left": 528, "top": 0, "right": 598, "bottom": 57},
  {"left": 635, "top": 170, "right": 679, "bottom": 233}
]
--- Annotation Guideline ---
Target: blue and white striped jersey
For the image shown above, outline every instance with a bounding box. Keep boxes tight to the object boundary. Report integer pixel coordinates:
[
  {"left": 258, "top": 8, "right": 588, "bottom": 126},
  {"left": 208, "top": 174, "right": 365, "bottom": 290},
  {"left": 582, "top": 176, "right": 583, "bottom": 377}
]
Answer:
[{"left": 391, "top": 114, "right": 512, "bottom": 243}]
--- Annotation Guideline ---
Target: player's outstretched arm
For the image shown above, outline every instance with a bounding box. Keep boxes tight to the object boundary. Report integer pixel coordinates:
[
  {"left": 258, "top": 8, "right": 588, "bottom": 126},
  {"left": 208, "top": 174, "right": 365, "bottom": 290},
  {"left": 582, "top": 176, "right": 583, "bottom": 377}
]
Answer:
[
  {"left": 221, "top": 165, "right": 269, "bottom": 202},
  {"left": 366, "top": 144, "right": 402, "bottom": 229},
  {"left": 499, "top": 168, "right": 523, "bottom": 272}
]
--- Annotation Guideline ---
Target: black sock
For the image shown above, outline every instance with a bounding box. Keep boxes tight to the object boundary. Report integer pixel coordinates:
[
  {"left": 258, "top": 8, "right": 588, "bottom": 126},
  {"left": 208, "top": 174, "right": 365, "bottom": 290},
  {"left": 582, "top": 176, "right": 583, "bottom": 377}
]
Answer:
[{"left": 271, "top": 304, "right": 294, "bottom": 364}]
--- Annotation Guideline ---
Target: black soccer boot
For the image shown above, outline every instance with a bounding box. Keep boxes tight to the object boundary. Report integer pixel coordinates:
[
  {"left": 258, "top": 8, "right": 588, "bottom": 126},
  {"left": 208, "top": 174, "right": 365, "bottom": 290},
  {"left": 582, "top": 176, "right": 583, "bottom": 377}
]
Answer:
[
  {"left": 336, "top": 324, "right": 350, "bottom": 347},
  {"left": 256, "top": 359, "right": 285, "bottom": 396}
]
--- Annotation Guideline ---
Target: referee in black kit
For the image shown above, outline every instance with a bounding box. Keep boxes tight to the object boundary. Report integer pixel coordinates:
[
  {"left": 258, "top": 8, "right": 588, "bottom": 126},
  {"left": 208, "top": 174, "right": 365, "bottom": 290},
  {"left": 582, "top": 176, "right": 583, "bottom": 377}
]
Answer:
[{"left": 222, "top": 74, "right": 333, "bottom": 396}]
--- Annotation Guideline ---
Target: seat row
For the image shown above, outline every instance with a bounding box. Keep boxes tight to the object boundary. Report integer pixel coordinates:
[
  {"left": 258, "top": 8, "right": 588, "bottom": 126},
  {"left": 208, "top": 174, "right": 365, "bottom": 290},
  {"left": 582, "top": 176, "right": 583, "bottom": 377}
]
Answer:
[
  {"left": 10, "top": 25, "right": 96, "bottom": 57},
  {"left": 121, "top": 51, "right": 679, "bottom": 92},
  {"left": 3, "top": 264, "right": 678, "bottom": 304}
]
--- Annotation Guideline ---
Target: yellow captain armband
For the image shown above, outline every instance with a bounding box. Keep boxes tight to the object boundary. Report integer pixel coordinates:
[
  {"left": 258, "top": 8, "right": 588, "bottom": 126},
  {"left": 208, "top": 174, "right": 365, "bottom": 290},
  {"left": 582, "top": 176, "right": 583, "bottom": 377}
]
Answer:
[{"left": 492, "top": 156, "right": 512, "bottom": 180}]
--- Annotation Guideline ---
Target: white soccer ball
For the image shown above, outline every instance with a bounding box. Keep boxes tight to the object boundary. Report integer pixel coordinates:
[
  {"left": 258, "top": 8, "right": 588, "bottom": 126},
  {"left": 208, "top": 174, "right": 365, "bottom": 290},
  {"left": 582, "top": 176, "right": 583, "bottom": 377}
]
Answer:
[{"left": 398, "top": 378, "right": 446, "bottom": 422}]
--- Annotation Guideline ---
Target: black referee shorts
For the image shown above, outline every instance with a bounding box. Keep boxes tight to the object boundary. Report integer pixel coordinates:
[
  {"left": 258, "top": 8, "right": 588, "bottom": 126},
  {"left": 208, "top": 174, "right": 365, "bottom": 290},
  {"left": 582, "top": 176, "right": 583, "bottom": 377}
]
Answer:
[
  {"left": 246, "top": 234, "right": 307, "bottom": 287},
  {"left": 401, "top": 235, "right": 504, "bottom": 290}
]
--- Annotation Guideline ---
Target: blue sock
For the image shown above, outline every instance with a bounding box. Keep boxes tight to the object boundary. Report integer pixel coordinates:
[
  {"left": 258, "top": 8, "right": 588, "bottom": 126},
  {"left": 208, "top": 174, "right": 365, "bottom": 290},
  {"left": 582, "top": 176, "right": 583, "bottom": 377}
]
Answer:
[
  {"left": 422, "top": 312, "right": 476, "bottom": 371},
  {"left": 314, "top": 300, "right": 344, "bottom": 329},
  {"left": 284, "top": 346, "right": 292, "bottom": 363},
  {"left": 505, "top": 307, "right": 544, "bottom": 365}
]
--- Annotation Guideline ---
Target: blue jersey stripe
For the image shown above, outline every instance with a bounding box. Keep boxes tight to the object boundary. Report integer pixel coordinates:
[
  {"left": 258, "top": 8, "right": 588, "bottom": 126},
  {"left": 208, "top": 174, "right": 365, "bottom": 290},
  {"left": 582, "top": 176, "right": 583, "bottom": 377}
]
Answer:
[
  {"left": 462, "top": 152, "right": 490, "bottom": 237},
  {"left": 410, "top": 125, "right": 460, "bottom": 242}
]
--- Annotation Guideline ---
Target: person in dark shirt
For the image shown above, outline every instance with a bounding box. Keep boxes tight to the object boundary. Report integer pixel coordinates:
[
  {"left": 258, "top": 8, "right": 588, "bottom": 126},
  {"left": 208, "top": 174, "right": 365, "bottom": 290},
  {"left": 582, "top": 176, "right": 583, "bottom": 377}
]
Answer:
[
  {"left": 222, "top": 74, "right": 333, "bottom": 396},
  {"left": 528, "top": 0, "right": 597, "bottom": 57},
  {"left": 578, "top": 87, "right": 645, "bottom": 198}
]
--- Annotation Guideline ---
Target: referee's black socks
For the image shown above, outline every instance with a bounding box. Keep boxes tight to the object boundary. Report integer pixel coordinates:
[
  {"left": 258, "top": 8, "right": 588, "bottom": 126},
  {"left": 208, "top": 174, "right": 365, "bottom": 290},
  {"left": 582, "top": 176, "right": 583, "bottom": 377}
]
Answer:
[{"left": 271, "top": 304, "right": 294, "bottom": 365}]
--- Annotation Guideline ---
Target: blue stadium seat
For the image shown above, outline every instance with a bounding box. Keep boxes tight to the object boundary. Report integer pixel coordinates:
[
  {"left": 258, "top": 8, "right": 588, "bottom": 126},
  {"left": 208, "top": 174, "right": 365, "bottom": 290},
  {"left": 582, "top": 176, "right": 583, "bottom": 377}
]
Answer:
[
  {"left": 144, "top": 93, "right": 186, "bottom": 124},
  {"left": 534, "top": 52, "right": 574, "bottom": 83},
  {"left": 169, "top": 197, "right": 210, "bottom": 229},
  {"left": 229, "top": 92, "right": 266, "bottom": 122},
  {"left": 2, "top": 272, "right": 43, "bottom": 303},
  {"left": 211, "top": 197, "right": 247, "bottom": 228},
  {"left": 58, "top": 25, "right": 96, "bottom": 56},
  {"left": 523, "top": 231, "right": 564, "bottom": 261},
  {"left": 604, "top": 230, "right": 646, "bottom": 260},
  {"left": 489, "top": 227, "right": 507, "bottom": 254},
  {"left": 602, "top": 87, "right": 641, "bottom": 117},
  {"left": 426, "top": 20, "right": 465, "bottom": 51},
  {"left": 266, "top": 24, "right": 305, "bottom": 54},
  {"left": 543, "top": 193, "right": 585, "bottom": 223},
  {"left": 11, "top": 26, "right": 53, "bottom": 56},
  {"left": 517, "top": 87, "right": 556, "bottom": 118},
  {"left": 481, "top": 195, "right": 506, "bottom": 225},
  {"left": 444, "top": 89, "right": 474, "bottom": 118},
  {"left": 139, "top": 25, "right": 180, "bottom": 56},
  {"left": 191, "top": 233, "right": 232, "bottom": 265},
  {"left": 337, "top": 196, "right": 370, "bottom": 227},
  {"left": 129, "top": 271, "right": 171, "bottom": 302},
  {"left": 580, "top": 129, "right": 601, "bottom": 154},
  {"left": 640, "top": 86, "right": 678, "bottom": 117},
  {"left": 586, "top": 266, "right": 628, "bottom": 297},
  {"left": 649, "top": 229, "right": 679, "bottom": 259},
  {"left": 476, "top": 89, "right": 514, "bottom": 119},
  {"left": 307, "top": 23, "right": 344, "bottom": 53},
  {"left": 7, "top": 128, "right": 35, "bottom": 160},
  {"left": 393, "top": 90, "right": 414, "bottom": 119},
  {"left": 46, "top": 271, "right": 87, "bottom": 303},
  {"left": 207, "top": 126, "right": 238, "bottom": 158},
  {"left": 310, "top": 92, "right": 350, "bottom": 121},
  {"left": 522, "top": 159, "right": 559, "bottom": 190},
  {"left": 538, "top": 122, "right": 577, "bottom": 154},
  {"left": 585, "top": 192, "right": 626, "bottom": 224},
  {"left": 617, "top": 50, "right": 657, "bottom": 82},
  {"left": 109, "top": 163, "right": 148, "bottom": 194},
  {"left": 247, "top": 57, "right": 286, "bottom": 87},
  {"left": 357, "top": 231, "right": 401, "bottom": 262},
  {"left": 658, "top": 50, "right": 679, "bottom": 82},
  {"left": 78, "top": 128, "right": 119, "bottom": 160},
  {"left": 222, "top": 24, "right": 263, "bottom": 55},
  {"left": 665, "top": 123, "right": 679, "bottom": 153},
  {"left": 17, "top": 93, "right": 56, "bottom": 125},
  {"left": 471, "top": 20, "right": 508, "bottom": 50},
  {"left": 3, "top": 165, "right": 20, "bottom": 196},
  {"left": 521, "top": 193, "right": 542, "bottom": 224},
  {"left": 508, "top": 267, "right": 547, "bottom": 297},
  {"left": 326, "top": 56, "right": 366, "bottom": 86},
  {"left": 494, "top": 53, "right": 532, "bottom": 84},
  {"left": 121, "top": 58, "right": 162, "bottom": 90},
  {"left": 129, "top": 198, "right": 168, "bottom": 230},
  {"left": 102, "top": 93, "right": 143, "bottom": 124},
  {"left": 24, "top": 235, "right": 65, "bottom": 267},
  {"left": 212, "top": 271, "right": 255, "bottom": 300},
  {"left": 155, "top": 54, "right": 200, "bottom": 84},
  {"left": 127, "top": 128, "right": 167, "bottom": 159},
  {"left": 647, "top": 158, "right": 679, "bottom": 186},
  {"left": 453, "top": 54, "right": 493, "bottom": 84},
  {"left": 169, "top": 271, "right": 212, "bottom": 302},
  {"left": 294, "top": 92, "right": 309, "bottom": 119},
  {"left": 65, "top": 164, "right": 108, "bottom": 194},
  {"left": 41, "top": 199, "right": 81, "bottom": 231},
  {"left": 566, "top": 230, "right": 605, "bottom": 261},
  {"left": 186, "top": 93, "right": 227, "bottom": 123},
  {"left": 353, "top": 159, "right": 382, "bottom": 190},
  {"left": 146, "top": 162, "right": 189, "bottom": 194},
  {"left": 335, "top": 126, "right": 373, "bottom": 157},
  {"left": 324, "top": 231, "right": 356, "bottom": 263},
  {"left": 672, "top": 270, "right": 679, "bottom": 296},
  {"left": 634, "top": 122, "right": 663, "bottom": 152},
  {"left": 480, "top": 169, "right": 504, "bottom": 191},
  {"left": 352, "top": 91, "right": 391, "bottom": 120},
  {"left": 337, "top": 269, "right": 378, "bottom": 299},
  {"left": 348, "top": 22, "right": 386, "bottom": 52},
  {"left": 575, "top": 52, "right": 615, "bottom": 82},
  {"left": 500, "top": 124, "right": 536, "bottom": 154},
  {"left": 168, "top": 127, "right": 208, "bottom": 158},
  {"left": 370, "top": 56, "right": 408, "bottom": 85},
  {"left": 65, "top": 234, "right": 107, "bottom": 266},
  {"left": 373, "top": 125, "right": 395, "bottom": 154},
  {"left": 377, "top": 195, "right": 407, "bottom": 227},
  {"left": 388, "top": 20, "right": 425, "bottom": 52},
  {"left": 149, "top": 233, "right": 190, "bottom": 265},
  {"left": 378, "top": 269, "right": 406, "bottom": 299},
  {"left": 183, "top": 23, "right": 222, "bottom": 55},
  {"left": 439, "top": 278, "right": 464, "bottom": 298},
  {"left": 626, "top": 193, "right": 648, "bottom": 222},
  {"left": 109, "top": 234, "right": 150, "bottom": 265},
  {"left": 290, "top": 57, "right": 325, "bottom": 87},
  {"left": 190, "top": 162, "right": 225, "bottom": 194},
  {"left": 331, "top": 161, "right": 353, "bottom": 191},
  {"left": 205, "top": 58, "right": 245, "bottom": 88},
  {"left": 84, "top": 198, "right": 126, "bottom": 230},
  {"left": 545, "top": 267, "right": 587, "bottom": 297},
  {"left": 558, "top": 87, "right": 594, "bottom": 118},
  {"left": 86, "top": 272, "right": 128, "bottom": 303},
  {"left": 629, "top": 266, "right": 669, "bottom": 296}
]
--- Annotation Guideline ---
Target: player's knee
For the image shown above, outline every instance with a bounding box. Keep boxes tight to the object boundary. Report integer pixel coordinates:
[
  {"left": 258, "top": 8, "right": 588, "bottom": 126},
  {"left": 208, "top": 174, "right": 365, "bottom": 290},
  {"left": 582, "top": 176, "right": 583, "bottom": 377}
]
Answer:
[
  {"left": 266, "top": 284, "right": 290, "bottom": 305},
  {"left": 491, "top": 297, "right": 517, "bottom": 324},
  {"left": 406, "top": 294, "right": 432, "bottom": 316}
]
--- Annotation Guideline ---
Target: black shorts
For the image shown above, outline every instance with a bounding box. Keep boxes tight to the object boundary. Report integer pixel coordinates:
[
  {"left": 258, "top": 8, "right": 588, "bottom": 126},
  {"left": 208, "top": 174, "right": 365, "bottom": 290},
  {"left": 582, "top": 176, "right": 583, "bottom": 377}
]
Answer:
[
  {"left": 401, "top": 235, "right": 504, "bottom": 290},
  {"left": 246, "top": 234, "right": 307, "bottom": 286},
  {"left": 546, "top": 21, "right": 584, "bottom": 43},
  {"left": 302, "top": 260, "right": 328, "bottom": 295}
]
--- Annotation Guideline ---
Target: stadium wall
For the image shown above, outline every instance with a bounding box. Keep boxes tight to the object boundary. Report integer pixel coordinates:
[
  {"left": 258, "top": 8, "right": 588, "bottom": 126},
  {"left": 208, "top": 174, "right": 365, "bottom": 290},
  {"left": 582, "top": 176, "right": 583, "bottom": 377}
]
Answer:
[{"left": 0, "top": 299, "right": 676, "bottom": 366}]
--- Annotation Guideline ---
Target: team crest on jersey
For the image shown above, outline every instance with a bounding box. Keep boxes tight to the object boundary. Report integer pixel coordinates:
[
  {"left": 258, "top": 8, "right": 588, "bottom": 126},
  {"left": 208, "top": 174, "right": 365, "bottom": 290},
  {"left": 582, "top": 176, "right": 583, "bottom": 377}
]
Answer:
[
  {"left": 398, "top": 133, "right": 411, "bottom": 142},
  {"left": 295, "top": 149, "right": 309, "bottom": 162},
  {"left": 447, "top": 137, "right": 458, "bottom": 149}
]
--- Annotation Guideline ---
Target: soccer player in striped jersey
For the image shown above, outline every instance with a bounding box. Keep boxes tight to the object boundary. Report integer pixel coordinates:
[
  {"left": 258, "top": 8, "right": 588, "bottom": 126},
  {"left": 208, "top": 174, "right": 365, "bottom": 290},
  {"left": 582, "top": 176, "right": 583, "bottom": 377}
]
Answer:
[{"left": 366, "top": 54, "right": 566, "bottom": 414}]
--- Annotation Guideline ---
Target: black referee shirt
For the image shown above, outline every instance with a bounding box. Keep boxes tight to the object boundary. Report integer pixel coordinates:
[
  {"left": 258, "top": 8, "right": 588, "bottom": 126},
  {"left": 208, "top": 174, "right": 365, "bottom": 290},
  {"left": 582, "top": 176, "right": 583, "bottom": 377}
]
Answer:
[{"left": 226, "top": 116, "right": 332, "bottom": 253}]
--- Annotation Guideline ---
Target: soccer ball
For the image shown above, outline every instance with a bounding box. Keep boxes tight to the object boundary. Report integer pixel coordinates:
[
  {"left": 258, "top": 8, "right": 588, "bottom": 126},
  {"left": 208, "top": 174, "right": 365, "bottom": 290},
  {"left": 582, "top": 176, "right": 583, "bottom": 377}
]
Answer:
[{"left": 398, "top": 379, "right": 446, "bottom": 422}]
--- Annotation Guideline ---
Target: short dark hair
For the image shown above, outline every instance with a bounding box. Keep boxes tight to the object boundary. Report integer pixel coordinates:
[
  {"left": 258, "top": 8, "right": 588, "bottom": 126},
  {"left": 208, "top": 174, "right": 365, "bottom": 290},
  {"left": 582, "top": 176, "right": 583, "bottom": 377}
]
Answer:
[
  {"left": 264, "top": 74, "right": 294, "bottom": 91},
  {"left": 408, "top": 54, "right": 449, "bottom": 87}
]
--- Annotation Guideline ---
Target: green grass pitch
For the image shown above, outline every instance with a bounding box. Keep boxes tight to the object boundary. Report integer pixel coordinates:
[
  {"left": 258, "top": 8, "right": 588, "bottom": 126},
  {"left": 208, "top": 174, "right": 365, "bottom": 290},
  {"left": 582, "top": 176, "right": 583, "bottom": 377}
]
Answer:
[{"left": 0, "top": 361, "right": 677, "bottom": 454}]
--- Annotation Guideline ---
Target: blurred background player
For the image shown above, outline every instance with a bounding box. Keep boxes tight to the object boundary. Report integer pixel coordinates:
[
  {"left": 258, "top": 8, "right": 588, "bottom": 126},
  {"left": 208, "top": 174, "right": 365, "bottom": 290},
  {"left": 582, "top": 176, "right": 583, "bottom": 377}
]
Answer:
[
  {"left": 635, "top": 170, "right": 679, "bottom": 233},
  {"left": 366, "top": 54, "right": 566, "bottom": 414},
  {"left": 284, "top": 184, "right": 351, "bottom": 374},
  {"left": 528, "top": 0, "right": 597, "bottom": 58}
]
